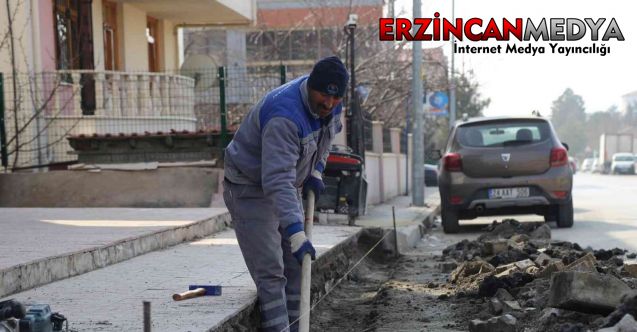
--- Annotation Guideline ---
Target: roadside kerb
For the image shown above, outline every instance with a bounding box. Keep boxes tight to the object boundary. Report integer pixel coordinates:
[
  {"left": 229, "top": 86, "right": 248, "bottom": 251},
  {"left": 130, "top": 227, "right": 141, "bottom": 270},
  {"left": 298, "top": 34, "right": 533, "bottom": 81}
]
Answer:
[
  {"left": 388, "top": 202, "right": 440, "bottom": 255},
  {"left": 0, "top": 212, "right": 231, "bottom": 298}
]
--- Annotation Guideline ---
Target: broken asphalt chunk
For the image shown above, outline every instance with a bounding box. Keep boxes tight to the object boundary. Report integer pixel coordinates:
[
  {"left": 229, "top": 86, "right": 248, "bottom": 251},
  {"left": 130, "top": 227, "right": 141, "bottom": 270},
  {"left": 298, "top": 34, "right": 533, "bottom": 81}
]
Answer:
[
  {"left": 548, "top": 271, "right": 633, "bottom": 314},
  {"left": 469, "top": 314, "right": 517, "bottom": 332}
]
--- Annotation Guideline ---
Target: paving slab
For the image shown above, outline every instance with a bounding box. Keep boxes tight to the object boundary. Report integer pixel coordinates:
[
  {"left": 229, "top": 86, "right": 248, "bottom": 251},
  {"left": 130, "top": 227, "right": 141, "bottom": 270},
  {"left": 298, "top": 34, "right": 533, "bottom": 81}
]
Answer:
[
  {"left": 0, "top": 208, "right": 230, "bottom": 297},
  {"left": 0, "top": 226, "right": 360, "bottom": 332}
]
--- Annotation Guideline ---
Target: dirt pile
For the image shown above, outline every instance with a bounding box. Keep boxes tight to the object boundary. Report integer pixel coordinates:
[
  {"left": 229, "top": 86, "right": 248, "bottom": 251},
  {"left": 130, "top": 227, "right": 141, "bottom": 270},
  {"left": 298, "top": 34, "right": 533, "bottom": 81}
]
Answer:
[{"left": 441, "top": 219, "right": 637, "bottom": 332}]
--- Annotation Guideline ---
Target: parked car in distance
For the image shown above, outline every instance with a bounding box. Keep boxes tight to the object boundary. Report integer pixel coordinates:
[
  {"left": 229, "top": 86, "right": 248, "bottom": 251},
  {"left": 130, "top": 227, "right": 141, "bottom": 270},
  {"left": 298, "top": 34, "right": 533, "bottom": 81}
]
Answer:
[
  {"left": 580, "top": 158, "right": 594, "bottom": 172},
  {"left": 568, "top": 157, "right": 578, "bottom": 174},
  {"left": 424, "top": 164, "right": 438, "bottom": 186},
  {"left": 437, "top": 116, "right": 574, "bottom": 233},
  {"left": 591, "top": 159, "right": 604, "bottom": 173},
  {"left": 610, "top": 152, "right": 635, "bottom": 174}
]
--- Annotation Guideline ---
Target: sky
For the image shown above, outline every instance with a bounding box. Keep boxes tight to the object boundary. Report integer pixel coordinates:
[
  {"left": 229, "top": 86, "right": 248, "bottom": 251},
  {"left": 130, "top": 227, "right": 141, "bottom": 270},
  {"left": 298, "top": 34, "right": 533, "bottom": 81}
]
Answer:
[{"left": 394, "top": 0, "right": 637, "bottom": 117}]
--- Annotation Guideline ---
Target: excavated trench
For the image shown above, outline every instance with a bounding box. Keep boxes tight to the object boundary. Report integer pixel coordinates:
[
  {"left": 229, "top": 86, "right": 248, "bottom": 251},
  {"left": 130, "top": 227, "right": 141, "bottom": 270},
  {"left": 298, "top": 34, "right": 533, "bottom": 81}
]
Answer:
[
  {"left": 310, "top": 219, "right": 637, "bottom": 332},
  {"left": 215, "top": 221, "right": 637, "bottom": 331}
]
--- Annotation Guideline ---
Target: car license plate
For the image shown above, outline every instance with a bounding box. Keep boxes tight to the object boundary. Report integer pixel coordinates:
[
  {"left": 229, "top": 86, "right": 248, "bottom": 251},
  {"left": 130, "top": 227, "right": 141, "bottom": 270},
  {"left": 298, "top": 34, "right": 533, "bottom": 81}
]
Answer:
[{"left": 488, "top": 187, "right": 530, "bottom": 199}]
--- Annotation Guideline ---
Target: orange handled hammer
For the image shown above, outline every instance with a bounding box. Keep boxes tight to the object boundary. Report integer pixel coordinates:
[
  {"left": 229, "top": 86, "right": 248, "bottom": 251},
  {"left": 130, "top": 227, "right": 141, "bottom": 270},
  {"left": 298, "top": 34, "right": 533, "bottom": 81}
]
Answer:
[{"left": 172, "top": 285, "right": 222, "bottom": 301}]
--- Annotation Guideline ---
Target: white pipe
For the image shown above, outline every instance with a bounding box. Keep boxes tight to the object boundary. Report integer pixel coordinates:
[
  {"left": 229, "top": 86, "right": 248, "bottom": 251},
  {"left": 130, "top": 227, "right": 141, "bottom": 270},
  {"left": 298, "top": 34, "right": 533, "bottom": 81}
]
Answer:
[{"left": 299, "top": 190, "right": 314, "bottom": 332}]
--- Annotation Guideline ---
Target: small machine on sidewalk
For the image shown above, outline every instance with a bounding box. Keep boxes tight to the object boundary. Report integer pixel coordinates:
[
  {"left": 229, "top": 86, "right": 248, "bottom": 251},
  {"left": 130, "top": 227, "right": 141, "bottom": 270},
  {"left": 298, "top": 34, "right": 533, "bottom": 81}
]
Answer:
[
  {"left": 315, "top": 145, "right": 367, "bottom": 225},
  {"left": 0, "top": 300, "right": 67, "bottom": 332}
]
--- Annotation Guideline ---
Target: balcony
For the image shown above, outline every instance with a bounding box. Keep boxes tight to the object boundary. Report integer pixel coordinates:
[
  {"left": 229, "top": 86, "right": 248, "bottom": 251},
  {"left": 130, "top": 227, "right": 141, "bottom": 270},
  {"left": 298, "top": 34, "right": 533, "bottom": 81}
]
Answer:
[
  {"left": 31, "top": 70, "right": 197, "bottom": 165},
  {"left": 111, "top": 0, "right": 255, "bottom": 26}
]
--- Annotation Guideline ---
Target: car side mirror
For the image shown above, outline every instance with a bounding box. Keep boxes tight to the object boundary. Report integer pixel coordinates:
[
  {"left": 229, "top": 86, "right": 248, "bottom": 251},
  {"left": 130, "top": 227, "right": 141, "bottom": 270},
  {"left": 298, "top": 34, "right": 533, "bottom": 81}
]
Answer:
[
  {"left": 430, "top": 150, "right": 442, "bottom": 160},
  {"left": 562, "top": 142, "right": 569, "bottom": 151}
]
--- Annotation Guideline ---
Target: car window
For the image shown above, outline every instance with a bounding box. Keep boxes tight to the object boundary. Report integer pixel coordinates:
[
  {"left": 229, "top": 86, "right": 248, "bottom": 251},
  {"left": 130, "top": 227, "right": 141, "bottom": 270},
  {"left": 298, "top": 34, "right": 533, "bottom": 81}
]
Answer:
[
  {"left": 614, "top": 155, "right": 634, "bottom": 162},
  {"left": 456, "top": 121, "right": 551, "bottom": 148}
]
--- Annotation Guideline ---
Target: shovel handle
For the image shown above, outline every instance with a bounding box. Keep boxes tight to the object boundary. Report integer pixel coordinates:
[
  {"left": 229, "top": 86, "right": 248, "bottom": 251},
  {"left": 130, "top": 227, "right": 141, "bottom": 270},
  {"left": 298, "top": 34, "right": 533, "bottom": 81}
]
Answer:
[
  {"left": 172, "top": 288, "right": 206, "bottom": 301},
  {"left": 299, "top": 190, "right": 315, "bottom": 332}
]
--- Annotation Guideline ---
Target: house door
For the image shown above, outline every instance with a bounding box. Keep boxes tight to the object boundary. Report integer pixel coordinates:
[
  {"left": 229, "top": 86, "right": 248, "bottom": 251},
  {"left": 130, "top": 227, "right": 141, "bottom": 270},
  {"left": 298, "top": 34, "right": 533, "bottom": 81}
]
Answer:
[
  {"left": 147, "top": 16, "right": 160, "bottom": 72},
  {"left": 102, "top": 0, "right": 119, "bottom": 71}
]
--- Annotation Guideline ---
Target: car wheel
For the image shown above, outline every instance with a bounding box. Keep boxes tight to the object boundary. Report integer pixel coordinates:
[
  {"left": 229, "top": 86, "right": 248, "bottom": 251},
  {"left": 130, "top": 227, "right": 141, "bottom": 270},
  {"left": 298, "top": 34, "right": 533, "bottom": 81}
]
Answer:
[
  {"left": 556, "top": 199, "right": 574, "bottom": 228},
  {"left": 441, "top": 205, "right": 460, "bottom": 233}
]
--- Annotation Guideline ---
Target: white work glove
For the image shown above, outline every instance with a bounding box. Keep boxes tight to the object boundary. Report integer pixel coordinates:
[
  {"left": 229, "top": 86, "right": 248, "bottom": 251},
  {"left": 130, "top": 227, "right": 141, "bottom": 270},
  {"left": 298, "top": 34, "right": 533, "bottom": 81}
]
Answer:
[{"left": 285, "top": 222, "right": 316, "bottom": 264}]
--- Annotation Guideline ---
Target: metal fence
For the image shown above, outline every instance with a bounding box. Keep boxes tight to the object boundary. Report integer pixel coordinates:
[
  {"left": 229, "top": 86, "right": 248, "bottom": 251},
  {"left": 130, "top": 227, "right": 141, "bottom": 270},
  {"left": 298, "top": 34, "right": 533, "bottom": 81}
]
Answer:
[
  {"left": 0, "top": 63, "right": 392, "bottom": 171},
  {"left": 0, "top": 65, "right": 306, "bottom": 171}
]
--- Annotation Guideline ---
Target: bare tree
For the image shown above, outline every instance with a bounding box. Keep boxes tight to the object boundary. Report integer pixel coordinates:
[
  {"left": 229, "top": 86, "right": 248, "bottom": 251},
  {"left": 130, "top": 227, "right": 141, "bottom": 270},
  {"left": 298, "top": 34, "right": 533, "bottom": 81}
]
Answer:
[{"left": 182, "top": 1, "right": 450, "bottom": 132}]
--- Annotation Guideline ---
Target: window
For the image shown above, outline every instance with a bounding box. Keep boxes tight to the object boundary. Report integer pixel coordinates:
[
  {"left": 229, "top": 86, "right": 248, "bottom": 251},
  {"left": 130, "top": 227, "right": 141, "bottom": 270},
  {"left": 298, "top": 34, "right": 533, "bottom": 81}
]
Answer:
[
  {"left": 53, "top": 0, "right": 96, "bottom": 114},
  {"left": 102, "top": 0, "right": 119, "bottom": 70},
  {"left": 54, "top": 0, "right": 80, "bottom": 70},
  {"left": 457, "top": 121, "right": 551, "bottom": 147},
  {"left": 147, "top": 16, "right": 160, "bottom": 72}
]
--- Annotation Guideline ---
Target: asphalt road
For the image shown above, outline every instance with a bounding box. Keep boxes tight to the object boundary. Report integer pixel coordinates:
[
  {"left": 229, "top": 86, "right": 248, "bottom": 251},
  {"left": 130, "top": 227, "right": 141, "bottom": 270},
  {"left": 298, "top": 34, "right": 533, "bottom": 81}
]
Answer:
[{"left": 454, "top": 172, "right": 637, "bottom": 253}]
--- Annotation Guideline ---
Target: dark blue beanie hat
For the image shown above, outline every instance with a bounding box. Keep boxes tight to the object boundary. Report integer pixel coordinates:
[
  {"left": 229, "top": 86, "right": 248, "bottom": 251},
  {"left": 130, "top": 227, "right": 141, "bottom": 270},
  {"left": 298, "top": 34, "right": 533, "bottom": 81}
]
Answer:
[{"left": 307, "top": 56, "right": 349, "bottom": 98}]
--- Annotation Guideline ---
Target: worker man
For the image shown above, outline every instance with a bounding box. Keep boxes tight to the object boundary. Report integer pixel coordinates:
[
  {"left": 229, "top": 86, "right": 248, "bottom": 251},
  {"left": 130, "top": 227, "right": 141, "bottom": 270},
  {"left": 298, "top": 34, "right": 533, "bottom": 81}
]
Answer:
[{"left": 223, "top": 56, "right": 349, "bottom": 332}]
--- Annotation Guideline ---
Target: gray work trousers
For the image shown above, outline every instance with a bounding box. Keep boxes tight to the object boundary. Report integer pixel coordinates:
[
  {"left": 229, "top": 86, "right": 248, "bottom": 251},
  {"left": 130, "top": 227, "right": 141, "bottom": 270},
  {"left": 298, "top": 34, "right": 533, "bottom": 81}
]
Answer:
[{"left": 223, "top": 180, "right": 302, "bottom": 332}]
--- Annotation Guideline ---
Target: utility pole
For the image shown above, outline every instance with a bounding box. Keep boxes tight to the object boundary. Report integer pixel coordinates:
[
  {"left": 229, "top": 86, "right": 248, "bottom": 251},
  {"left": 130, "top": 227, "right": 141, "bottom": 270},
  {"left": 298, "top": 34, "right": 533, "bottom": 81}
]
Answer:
[
  {"left": 449, "top": 0, "right": 457, "bottom": 129},
  {"left": 345, "top": 15, "right": 364, "bottom": 160},
  {"left": 411, "top": 0, "right": 425, "bottom": 206}
]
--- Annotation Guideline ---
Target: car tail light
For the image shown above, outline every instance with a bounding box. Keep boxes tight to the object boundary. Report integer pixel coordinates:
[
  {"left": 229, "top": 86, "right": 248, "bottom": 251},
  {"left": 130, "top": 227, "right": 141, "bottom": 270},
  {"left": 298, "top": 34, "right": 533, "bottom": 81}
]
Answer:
[
  {"left": 443, "top": 153, "right": 463, "bottom": 172},
  {"left": 450, "top": 195, "right": 463, "bottom": 205},
  {"left": 553, "top": 191, "right": 568, "bottom": 199},
  {"left": 550, "top": 147, "right": 568, "bottom": 167},
  {"left": 327, "top": 155, "right": 361, "bottom": 165}
]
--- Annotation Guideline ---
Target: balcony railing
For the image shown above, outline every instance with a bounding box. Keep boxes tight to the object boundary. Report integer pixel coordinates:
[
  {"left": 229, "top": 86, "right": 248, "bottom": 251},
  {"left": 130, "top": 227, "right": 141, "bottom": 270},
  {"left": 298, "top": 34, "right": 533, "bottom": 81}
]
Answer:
[
  {"left": 2, "top": 70, "right": 197, "bottom": 168},
  {"left": 52, "top": 70, "right": 196, "bottom": 119}
]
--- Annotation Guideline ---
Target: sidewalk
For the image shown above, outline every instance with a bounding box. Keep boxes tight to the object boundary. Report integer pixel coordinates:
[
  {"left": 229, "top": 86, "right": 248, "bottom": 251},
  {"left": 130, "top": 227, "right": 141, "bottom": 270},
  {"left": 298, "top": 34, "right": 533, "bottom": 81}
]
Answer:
[
  {"left": 0, "top": 208, "right": 230, "bottom": 298},
  {"left": 1, "top": 226, "right": 360, "bottom": 331}
]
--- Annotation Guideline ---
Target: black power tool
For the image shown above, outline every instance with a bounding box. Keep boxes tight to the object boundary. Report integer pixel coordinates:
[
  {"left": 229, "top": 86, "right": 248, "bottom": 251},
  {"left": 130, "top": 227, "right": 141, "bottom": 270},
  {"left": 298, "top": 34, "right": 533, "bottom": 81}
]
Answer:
[{"left": 0, "top": 300, "right": 67, "bottom": 332}]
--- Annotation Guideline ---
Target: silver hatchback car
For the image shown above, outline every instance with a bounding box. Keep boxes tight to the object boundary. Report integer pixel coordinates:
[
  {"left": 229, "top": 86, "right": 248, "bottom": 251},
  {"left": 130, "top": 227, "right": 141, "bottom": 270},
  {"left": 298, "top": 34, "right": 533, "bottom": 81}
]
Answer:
[{"left": 437, "top": 116, "right": 574, "bottom": 233}]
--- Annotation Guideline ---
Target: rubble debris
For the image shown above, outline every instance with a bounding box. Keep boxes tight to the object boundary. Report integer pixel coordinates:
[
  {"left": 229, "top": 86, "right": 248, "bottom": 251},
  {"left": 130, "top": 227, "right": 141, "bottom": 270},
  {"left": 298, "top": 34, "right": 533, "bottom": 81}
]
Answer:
[
  {"left": 529, "top": 224, "right": 551, "bottom": 240},
  {"left": 450, "top": 260, "right": 495, "bottom": 284},
  {"left": 597, "top": 314, "right": 637, "bottom": 332},
  {"left": 469, "top": 313, "right": 517, "bottom": 332},
  {"left": 489, "top": 297, "right": 504, "bottom": 315},
  {"left": 488, "top": 248, "right": 531, "bottom": 268},
  {"left": 599, "top": 293, "right": 637, "bottom": 329},
  {"left": 478, "top": 272, "right": 534, "bottom": 297},
  {"left": 594, "top": 248, "right": 628, "bottom": 261},
  {"left": 438, "top": 219, "right": 637, "bottom": 331},
  {"left": 478, "top": 219, "right": 544, "bottom": 242},
  {"left": 535, "top": 253, "right": 552, "bottom": 267},
  {"left": 483, "top": 240, "right": 508, "bottom": 256},
  {"left": 502, "top": 300, "right": 522, "bottom": 313},
  {"left": 564, "top": 252, "right": 598, "bottom": 273},
  {"left": 625, "top": 263, "right": 637, "bottom": 278},
  {"left": 536, "top": 260, "right": 566, "bottom": 279},
  {"left": 495, "top": 288, "right": 515, "bottom": 302},
  {"left": 549, "top": 271, "right": 633, "bottom": 314}
]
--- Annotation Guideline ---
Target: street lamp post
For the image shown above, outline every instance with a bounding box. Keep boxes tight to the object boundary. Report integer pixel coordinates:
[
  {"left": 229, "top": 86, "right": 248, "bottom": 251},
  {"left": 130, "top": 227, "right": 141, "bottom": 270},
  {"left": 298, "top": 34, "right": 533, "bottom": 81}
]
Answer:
[
  {"left": 449, "top": 0, "right": 457, "bottom": 129},
  {"left": 411, "top": 0, "right": 425, "bottom": 206},
  {"left": 344, "top": 14, "right": 364, "bottom": 161}
]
